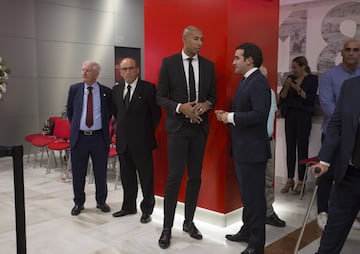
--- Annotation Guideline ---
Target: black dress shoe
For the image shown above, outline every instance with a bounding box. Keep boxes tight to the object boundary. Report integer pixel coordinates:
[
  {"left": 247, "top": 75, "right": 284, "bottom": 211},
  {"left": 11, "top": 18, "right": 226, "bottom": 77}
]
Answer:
[
  {"left": 112, "top": 209, "right": 137, "bottom": 217},
  {"left": 266, "top": 212, "right": 286, "bottom": 227},
  {"left": 140, "top": 213, "right": 151, "bottom": 223},
  {"left": 158, "top": 228, "right": 171, "bottom": 249},
  {"left": 241, "top": 246, "right": 264, "bottom": 254},
  {"left": 96, "top": 203, "right": 111, "bottom": 212},
  {"left": 71, "top": 205, "right": 84, "bottom": 216},
  {"left": 183, "top": 221, "right": 203, "bottom": 240},
  {"left": 225, "top": 230, "right": 249, "bottom": 242}
]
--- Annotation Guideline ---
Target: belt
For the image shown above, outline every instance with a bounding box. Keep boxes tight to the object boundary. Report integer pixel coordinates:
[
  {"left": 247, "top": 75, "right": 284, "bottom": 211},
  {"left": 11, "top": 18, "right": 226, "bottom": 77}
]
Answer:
[{"left": 80, "top": 129, "right": 102, "bottom": 136}]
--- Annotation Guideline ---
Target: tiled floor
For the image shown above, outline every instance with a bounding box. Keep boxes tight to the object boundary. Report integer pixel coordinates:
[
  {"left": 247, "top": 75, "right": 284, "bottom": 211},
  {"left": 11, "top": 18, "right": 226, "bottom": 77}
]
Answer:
[{"left": 0, "top": 156, "right": 358, "bottom": 254}]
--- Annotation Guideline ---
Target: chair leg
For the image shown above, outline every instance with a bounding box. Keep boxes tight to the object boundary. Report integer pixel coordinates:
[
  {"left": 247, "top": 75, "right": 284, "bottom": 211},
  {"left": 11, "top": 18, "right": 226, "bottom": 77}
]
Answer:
[
  {"left": 26, "top": 143, "right": 32, "bottom": 162},
  {"left": 33, "top": 147, "right": 39, "bottom": 168},
  {"left": 300, "top": 165, "right": 309, "bottom": 200}
]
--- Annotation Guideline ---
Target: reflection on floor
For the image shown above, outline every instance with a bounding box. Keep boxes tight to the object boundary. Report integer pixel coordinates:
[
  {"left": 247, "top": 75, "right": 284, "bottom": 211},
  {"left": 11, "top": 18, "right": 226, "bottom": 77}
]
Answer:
[{"left": 0, "top": 156, "right": 358, "bottom": 254}]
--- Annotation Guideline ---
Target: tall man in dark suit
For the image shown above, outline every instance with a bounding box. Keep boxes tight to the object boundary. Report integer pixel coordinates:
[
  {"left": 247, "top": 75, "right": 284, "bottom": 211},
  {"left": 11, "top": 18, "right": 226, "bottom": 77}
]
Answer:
[
  {"left": 111, "top": 57, "right": 161, "bottom": 224},
  {"left": 216, "top": 43, "right": 271, "bottom": 254},
  {"left": 157, "top": 25, "right": 216, "bottom": 249},
  {"left": 311, "top": 75, "right": 360, "bottom": 254},
  {"left": 67, "top": 61, "right": 112, "bottom": 216}
]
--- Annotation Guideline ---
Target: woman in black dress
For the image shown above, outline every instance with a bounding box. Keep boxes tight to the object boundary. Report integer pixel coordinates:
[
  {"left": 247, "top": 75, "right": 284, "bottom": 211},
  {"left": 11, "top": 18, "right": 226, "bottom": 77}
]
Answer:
[{"left": 279, "top": 56, "right": 318, "bottom": 194}]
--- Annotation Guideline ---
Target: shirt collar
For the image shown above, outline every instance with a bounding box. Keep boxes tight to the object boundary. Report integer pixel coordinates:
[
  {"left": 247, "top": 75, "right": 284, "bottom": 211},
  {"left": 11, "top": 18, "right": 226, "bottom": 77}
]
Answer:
[
  {"left": 125, "top": 77, "right": 138, "bottom": 89},
  {"left": 182, "top": 50, "right": 198, "bottom": 61},
  {"left": 84, "top": 82, "right": 98, "bottom": 90},
  {"left": 244, "top": 67, "right": 258, "bottom": 79}
]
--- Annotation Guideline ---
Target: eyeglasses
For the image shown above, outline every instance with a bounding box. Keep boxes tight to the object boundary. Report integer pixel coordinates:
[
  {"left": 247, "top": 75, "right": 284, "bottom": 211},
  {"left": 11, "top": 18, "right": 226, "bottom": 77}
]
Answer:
[
  {"left": 344, "top": 48, "right": 360, "bottom": 52},
  {"left": 120, "top": 67, "right": 136, "bottom": 72}
]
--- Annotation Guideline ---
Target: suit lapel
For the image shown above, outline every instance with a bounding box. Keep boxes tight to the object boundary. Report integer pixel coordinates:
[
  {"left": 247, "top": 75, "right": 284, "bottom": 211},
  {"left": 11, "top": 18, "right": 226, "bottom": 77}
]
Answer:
[
  {"left": 177, "top": 54, "right": 188, "bottom": 94},
  {"left": 129, "top": 80, "right": 143, "bottom": 109}
]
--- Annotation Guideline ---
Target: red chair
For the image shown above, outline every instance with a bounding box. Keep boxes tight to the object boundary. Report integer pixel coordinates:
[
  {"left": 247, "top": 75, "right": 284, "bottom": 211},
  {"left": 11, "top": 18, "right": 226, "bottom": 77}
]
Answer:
[
  {"left": 24, "top": 133, "right": 44, "bottom": 162},
  {"left": 30, "top": 135, "right": 55, "bottom": 168},
  {"left": 299, "top": 156, "right": 319, "bottom": 199},
  {"left": 24, "top": 116, "right": 63, "bottom": 163},
  {"left": 46, "top": 119, "right": 71, "bottom": 174}
]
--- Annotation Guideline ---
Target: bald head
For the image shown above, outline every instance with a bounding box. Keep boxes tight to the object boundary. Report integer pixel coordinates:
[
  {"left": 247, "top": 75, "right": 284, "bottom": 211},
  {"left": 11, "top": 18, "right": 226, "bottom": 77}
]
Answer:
[{"left": 182, "top": 25, "right": 203, "bottom": 57}]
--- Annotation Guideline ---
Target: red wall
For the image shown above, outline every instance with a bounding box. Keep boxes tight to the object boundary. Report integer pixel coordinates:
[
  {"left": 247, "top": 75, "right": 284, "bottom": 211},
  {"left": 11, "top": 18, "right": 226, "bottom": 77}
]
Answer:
[{"left": 144, "top": 0, "right": 279, "bottom": 213}]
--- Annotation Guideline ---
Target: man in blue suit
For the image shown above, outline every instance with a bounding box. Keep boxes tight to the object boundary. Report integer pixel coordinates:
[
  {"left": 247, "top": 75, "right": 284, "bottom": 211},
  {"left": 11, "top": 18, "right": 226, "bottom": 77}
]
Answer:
[
  {"left": 66, "top": 61, "right": 112, "bottom": 216},
  {"left": 312, "top": 75, "right": 360, "bottom": 254},
  {"left": 216, "top": 43, "right": 271, "bottom": 254}
]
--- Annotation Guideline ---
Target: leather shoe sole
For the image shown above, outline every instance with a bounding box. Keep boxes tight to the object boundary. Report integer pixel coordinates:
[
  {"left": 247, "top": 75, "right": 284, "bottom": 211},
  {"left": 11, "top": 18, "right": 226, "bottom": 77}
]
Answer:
[
  {"left": 183, "top": 221, "right": 203, "bottom": 240},
  {"left": 71, "top": 205, "right": 84, "bottom": 216},
  {"left": 225, "top": 232, "right": 249, "bottom": 242},
  {"left": 158, "top": 228, "right": 171, "bottom": 249},
  {"left": 96, "top": 203, "right": 111, "bottom": 213},
  {"left": 112, "top": 210, "right": 137, "bottom": 217},
  {"left": 140, "top": 213, "right": 151, "bottom": 223},
  {"left": 266, "top": 213, "right": 286, "bottom": 227}
]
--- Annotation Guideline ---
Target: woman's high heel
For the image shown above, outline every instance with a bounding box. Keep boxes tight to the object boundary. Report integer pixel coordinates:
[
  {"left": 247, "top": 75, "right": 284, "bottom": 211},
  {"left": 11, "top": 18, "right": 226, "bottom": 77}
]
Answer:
[
  {"left": 281, "top": 179, "right": 295, "bottom": 193},
  {"left": 292, "top": 181, "right": 304, "bottom": 195}
]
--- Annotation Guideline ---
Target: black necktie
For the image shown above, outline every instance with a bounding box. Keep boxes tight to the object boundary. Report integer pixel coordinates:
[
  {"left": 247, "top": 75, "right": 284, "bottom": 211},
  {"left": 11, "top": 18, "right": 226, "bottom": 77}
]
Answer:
[
  {"left": 352, "top": 125, "right": 360, "bottom": 168},
  {"left": 86, "top": 86, "right": 93, "bottom": 128},
  {"left": 188, "top": 58, "right": 196, "bottom": 102},
  {"left": 124, "top": 85, "right": 131, "bottom": 110}
]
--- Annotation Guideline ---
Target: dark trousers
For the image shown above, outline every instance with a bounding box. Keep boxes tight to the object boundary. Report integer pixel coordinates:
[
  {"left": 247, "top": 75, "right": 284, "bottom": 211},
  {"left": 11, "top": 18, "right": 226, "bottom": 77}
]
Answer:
[
  {"left": 163, "top": 123, "right": 207, "bottom": 228},
  {"left": 317, "top": 133, "right": 334, "bottom": 213},
  {"left": 118, "top": 149, "right": 155, "bottom": 215},
  {"left": 71, "top": 132, "right": 108, "bottom": 206},
  {"left": 285, "top": 109, "right": 312, "bottom": 181},
  {"left": 317, "top": 166, "right": 360, "bottom": 254},
  {"left": 236, "top": 161, "right": 266, "bottom": 249}
]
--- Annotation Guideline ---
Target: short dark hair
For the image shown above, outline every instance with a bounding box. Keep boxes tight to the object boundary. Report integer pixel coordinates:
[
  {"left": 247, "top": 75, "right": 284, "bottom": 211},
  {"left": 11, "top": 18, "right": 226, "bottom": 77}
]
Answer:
[{"left": 236, "top": 43, "right": 263, "bottom": 67}]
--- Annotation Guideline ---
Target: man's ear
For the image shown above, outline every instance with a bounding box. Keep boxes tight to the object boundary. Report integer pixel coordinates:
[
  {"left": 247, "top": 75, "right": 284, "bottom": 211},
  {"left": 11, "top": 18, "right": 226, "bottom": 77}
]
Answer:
[{"left": 246, "top": 56, "right": 254, "bottom": 66}]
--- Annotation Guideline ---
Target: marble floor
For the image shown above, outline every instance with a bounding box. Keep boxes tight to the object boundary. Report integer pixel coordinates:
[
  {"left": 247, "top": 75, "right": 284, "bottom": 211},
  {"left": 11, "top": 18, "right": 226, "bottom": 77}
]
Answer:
[{"left": 0, "top": 155, "right": 358, "bottom": 254}]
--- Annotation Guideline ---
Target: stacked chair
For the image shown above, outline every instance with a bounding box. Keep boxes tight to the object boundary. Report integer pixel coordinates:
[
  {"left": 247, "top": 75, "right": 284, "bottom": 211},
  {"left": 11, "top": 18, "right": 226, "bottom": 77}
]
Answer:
[
  {"left": 46, "top": 118, "right": 71, "bottom": 175},
  {"left": 28, "top": 116, "right": 63, "bottom": 168}
]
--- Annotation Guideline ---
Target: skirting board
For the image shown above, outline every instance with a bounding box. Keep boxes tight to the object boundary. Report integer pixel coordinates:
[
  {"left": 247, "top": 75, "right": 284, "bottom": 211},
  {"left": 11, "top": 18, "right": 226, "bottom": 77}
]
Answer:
[{"left": 154, "top": 195, "right": 243, "bottom": 227}]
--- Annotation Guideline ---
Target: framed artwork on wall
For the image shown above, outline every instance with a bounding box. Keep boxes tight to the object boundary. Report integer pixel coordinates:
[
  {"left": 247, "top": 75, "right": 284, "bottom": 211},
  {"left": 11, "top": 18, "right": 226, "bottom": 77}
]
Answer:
[{"left": 115, "top": 46, "right": 141, "bottom": 83}]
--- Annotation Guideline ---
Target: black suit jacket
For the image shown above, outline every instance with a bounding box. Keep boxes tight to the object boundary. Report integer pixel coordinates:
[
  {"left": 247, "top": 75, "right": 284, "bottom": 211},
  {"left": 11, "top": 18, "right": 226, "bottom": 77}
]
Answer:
[
  {"left": 318, "top": 76, "right": 360, "bottom": 183},
  {"left": 66, "top": 82, "right": 112, "bottom": 148},
  {"left": 157, "top": 53, "right": 216, "bottom": 134},
  {"left": 112, "top": 79, "right": 161, "bottom": 154},
  {"left": 231, "top": 70, "right": 271, "bottom": 164}
]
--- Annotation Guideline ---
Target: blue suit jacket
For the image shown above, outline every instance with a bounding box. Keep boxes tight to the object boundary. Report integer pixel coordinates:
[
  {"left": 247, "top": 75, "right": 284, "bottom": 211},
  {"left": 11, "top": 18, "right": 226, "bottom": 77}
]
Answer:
[
  {"left": 318, "top": 76, "right": 360, "bottom": 183},
  {"left": 66, "top": 82, "right": 112, "bottom": 148},
  {"left": 231, "top": 69, "right": 271, "bottom": 164}
]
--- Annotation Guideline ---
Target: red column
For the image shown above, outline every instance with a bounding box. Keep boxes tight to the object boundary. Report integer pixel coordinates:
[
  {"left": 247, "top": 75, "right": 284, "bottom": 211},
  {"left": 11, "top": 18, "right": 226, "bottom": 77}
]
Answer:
[{"left": 144, "top": 0, "right": 279, "bottom": 213}]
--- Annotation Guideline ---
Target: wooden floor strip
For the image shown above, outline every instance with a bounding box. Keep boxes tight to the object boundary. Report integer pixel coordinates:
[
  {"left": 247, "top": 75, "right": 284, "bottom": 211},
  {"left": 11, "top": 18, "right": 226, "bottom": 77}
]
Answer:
[{"left": 265, "top": 219, "right": 323, "bottom": 254}]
